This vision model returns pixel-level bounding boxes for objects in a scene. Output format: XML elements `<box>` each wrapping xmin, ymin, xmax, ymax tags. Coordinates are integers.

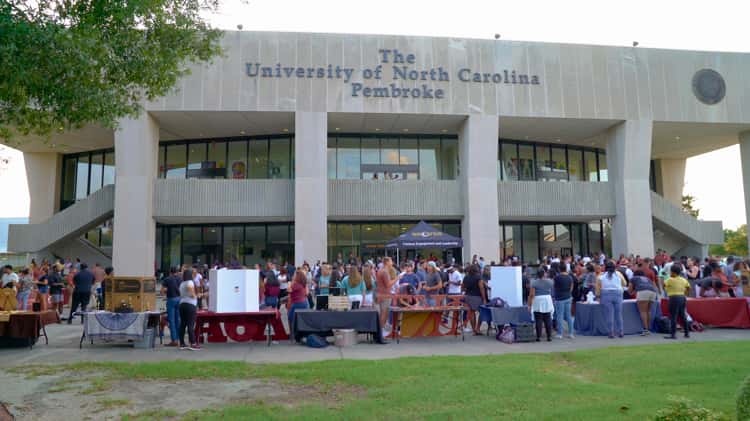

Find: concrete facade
<box><xmin>740</xmin><ymin>131</ymin><xmax>750</xmax><ymax>253</ymax></box>
<box><xmin>6</xmin><ymin>30</ymin><xmax>740</xmax><ymax>268</ymax></box>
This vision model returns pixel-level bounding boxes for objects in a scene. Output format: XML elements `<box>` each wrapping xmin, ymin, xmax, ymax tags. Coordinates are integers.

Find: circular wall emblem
<box><xmin>692</xmin><ymin>69</ymin><xmax>726</xmax><ymax>105</ymax></box>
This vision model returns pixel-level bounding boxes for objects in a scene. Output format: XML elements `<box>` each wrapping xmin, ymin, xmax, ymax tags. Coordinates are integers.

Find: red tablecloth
<box><xmin>195</xmin><ymin>310</ymin><xmax>288</xmax><ymax>343</ymax></box>
<box><xmin>660</xmin><ymin>297</ymin><xmax>750</xmax><ymax>328</ymax></box>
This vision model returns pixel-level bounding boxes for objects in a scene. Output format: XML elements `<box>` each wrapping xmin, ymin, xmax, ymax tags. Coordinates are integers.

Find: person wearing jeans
<box><xmin>552</xmin><ymin>263</ymin><xmax>575</xmax><ymax>339</ymax></box>
<box><xmin>664</xmin><ymin>263</ymin><xmax>691</xmax><ymax>340</ymax></box>
<box><xmin>178</xmin><ymin>269</ymin><xmax>200</xmax><ymax>350</ymax></box>
<box><xmin>160</xmin><ymin>267</ymin><xmax>182</xmax><ymax>346</ymax></box>
<box><xmin>596</xmin><ymin>261</ymin><xmax>627</xmax><ymax>338</ymax></box>
<box><xmin>287</xmin><ymin>270</ymin><xmax>310</xmax><ymax>329</ymax></box>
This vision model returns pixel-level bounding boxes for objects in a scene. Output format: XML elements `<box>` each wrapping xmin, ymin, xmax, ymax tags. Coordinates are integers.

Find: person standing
<box><xmin>34</xmin><ymin>264</ymin><xmax>50</xmax><ymax>311</ymax></box>
<box><xmin>376</xmin><ymin>257</ymin><xmax>398</xmax><ymax>334</ymax></box>
<box><xmin>552</xmin><ymin>264</ymin><xmax>575</xmax><ymax>339</ymax></box>
<box><xmin>362</xmin><ymin>264</ymin><xmax>376</xmax><ymax>307</ymax></box>
<box><xmin>67</xmin><ymin>263</ymin><xmax>94</xmax><ymax>323</ymax></box>
<box><xmin>628</xmin><ymin>270</ymin><xmax>659</xmax><ymax>335</ymax></box>
<box><xmin>421</xmin><ymin>262</ymin><xmax>443</xmax><ymax>307</ymax></box>
<box><xmin>664</xmin><ymin>264</ymin><xmax>691</xmax><ymax>340</ymax></box>
<box><xmin>527</xmin><ymin>267</ymin><xmax>554</xmax><ymax>342</ymax></box>
<box><xmin>178</xmin><ymin>269</ymin><xmax>200</xmax><ymax>350</ymax></box>
<box><xmin>48</xmin><ymin>264</ymin><xmax>65</xmax><ymax>317</ymax></box>
<box><xmin>160</xmin><ymin>267</ymin><xmax>182</xmax><ymax>347</ymax></box>
<box><xmin>596</xmin><ymin>261</ymin><xmax>627</xmax><ymax>338</ymax></box>
<box><xmin>287</xmin><ymin>271</ymin><xmax>309</xmax><ymax>327</ymax></box>
<box><xmin>1</xmin><ymin>265</ymin><xmax>18</xmax><ymax>289</ymax></box>
<box><xmin>339</xmin><ymin>266</ymin><xmax>366</xmax><ymax>308</ymax></box>
<box><xmin>462</xmin><ymin>264</ymin><xmax>487</xmax><ymax>335</ymax></box>
<box><xmin>101</xmin><ymin>267</ymin><xmax>114</xmax><ymax>310</ymax></box>
<box><xmin>16</xmin><ymin>269</ymin><xmax>33</xmax><ymax>311</ymax></box>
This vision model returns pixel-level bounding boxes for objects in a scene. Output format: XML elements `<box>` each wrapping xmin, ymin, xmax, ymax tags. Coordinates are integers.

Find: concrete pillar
<box><xmin>112</xmin><ymin>113</ymin><xmax>159</xmax><ymax>277</ymax></box>
<box><xmin>606</xmin><ymin>120</ymin><xmax>655</xmax><ymax>258</ymax></box>
<box><xmin>459</xmin><ymin>115</ymin><xmax>500</xmax><ymax>263</ymax></box>
<box><xmin>739</xmin><ymin>131</ymin><xmax>750</xmax><ymax>254</ymax></box>
<box><xmin>294</xmin><ymin>112</ymin><xmax>327</xmax><ymax>266</ymax></box>
<box><xmin>24</xmin><ymin>153</ymin><xmax>60</xmax><ymax>223</ymax></box>
<box><xmin>656</xmin><ymin>159</ymin><xmax>686</xmax><ymax>207</ymax></box>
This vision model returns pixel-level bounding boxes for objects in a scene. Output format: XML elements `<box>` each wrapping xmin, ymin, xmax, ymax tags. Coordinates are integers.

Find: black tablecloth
<box><xmin>574</xmin><ymin>299</ymin><xmax>659</xmax><ymax>336</ymax></box>
<box><xmin>292</xmin><ymin>309</ymin><xmax>383</xmax><ymax>343</ymax></box>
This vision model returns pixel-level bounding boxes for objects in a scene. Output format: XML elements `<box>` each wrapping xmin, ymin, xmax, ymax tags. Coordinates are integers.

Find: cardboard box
<box><xmin>208</xmin><ymin>269</ymin><xmax>259</xmax><ymax>313</ymax></box>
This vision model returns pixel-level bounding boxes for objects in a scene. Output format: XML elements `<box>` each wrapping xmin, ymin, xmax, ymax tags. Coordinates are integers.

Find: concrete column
<box><xmin>739</xmin><ymin>131</ymin><xmax>750</xmax><ymax>253</ymax></box>
<box><xmin>459</xmin><ymin>115</ymin><xmax>500</xmax><ymax>263</ymax></box>
<box><xmin>606</xmin><ymin>120</ymin><xmax>655</xmax><ymax>258</ymax></box>
<box><xmin>24</xmin><ymin>152</ymin><xmax>61</xmax><ymax>223</ymax></box>
<box><xmin>656</xmin><ymin>159</ymin><xmax>686</xmax><ymax>207</ymax></box>
<box><xmin>294</xmin><ymin>112</ymin><xmax>327</xmax><ymax>266</ymax></box>
<box><xmin>112</xmin><ymin>113</ymin><xmax>159</xmax><ymax>277</ymax></box>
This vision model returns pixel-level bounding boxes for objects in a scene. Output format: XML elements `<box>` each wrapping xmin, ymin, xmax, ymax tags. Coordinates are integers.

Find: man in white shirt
<box><xmin>1</xmin><ymin>265</ymin><xmax>18</xmax><ymax>288</ymax></box>
<box><xmin>447</xmin><ymin>266</ymin><xmax>463</xmax><ymax>295</ymax></box>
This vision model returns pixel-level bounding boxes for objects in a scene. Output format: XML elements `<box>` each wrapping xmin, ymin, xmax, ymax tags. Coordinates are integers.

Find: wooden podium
<box><xmin>105</xmin><ymin>277</ymin><xmax>156</xmax><ymax>312</ymax></box>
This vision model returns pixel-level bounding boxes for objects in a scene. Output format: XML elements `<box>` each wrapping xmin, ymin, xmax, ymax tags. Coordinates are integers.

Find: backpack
<box><xmin>690</xmin><ymin>321</ymin><xmax>704</xmax><ymax>332</ymax></box>
<box><xmin>656</xmin><ymin>316</ymin><xmax>671</xmax><ymax>334</ymax></box>
<box><xmin>488</xmin><ymin>297</ymin><xmax>507</xmax><ymax>308</ymax></box>
<box><xmin>305</xmin><ymin>334</ymin><xmax>328</xmax><ymax>348</ymax></box>
<box><xmin>496</xmin><ymin>324</ymin><xmax>515</xmax><ymax>344</ymax></box>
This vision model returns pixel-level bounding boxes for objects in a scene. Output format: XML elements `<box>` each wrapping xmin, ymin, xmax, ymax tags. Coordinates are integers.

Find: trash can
<box><xmin>333</xmin><ymin>329</ymin><xmax>357</xmax><ymax>347</ymax></box>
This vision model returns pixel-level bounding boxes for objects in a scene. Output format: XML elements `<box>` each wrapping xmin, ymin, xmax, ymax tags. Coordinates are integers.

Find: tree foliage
<box><xmin>0</xmin><ymin>0</ymin><xmax>224</xmax><ymax>142</ymax></box>
<box><xmin>682</xmin><ymin>194</ymin><xmax>700</xmax><ymax>218</ymax></box>
<box><xmin>709</xmin><ymin>225</ymin><xmax>748</xmax><ymax>258</ymax></box>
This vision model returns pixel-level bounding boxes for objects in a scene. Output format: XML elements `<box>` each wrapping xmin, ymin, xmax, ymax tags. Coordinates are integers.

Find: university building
<box><xmin>7</xmin><ymin>30</ymin><xmax>749</xmax><ymax>278</ymax></box>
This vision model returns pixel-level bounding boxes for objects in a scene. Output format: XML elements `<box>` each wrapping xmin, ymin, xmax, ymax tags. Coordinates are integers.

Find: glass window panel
<box><xmin>187</xmin><ymin>143</ymin><xmax>207</xmax><ymax>178</ymax></box>
<box><xmin>269</xmin><ymin>137</ymin><xmax>291</xmax><ymax>179</ymax></box>
<box><xmin>584</xmin><ymin>150</ymin><xmax>598</xmax><ymax>182</ymax></box>
<box><xmin>165</xmin><ymin>144</ymin><xmax>187</xmax><ymax>179</ymax></box>
<box><xmin>182</xmin><ymin>226</ymin><xmax>202</xmax><ymax>266</ymax></box>
<box><xmin>361</xmin><ymin>137</ymin><xmax>380</xmax><ymax>179</ymax></box>
<box><xmin>227</xmin><ymin>141</ymin><xmax>247</xmax><ymax>179</ymax></box>
<box><xmin>550</xmin><ymin>146</ymin><xmax>567</xmax><ymax>181</ymax></box>
<box><xmin>571</xmin><ymin>223</ymin><xmax>584</xmax><ymax>257</ymax></box>
<box><xmin>249</xmin><ymin>139</ymin><xmax>269</xmax><ymax>179</ymax></box>
<box><xmin>588</xmin><ymin>222</ymin><xmax>602</xmax><ymax>256</ymax></box>
<box><xmin>203</xmin><ymin>226</ymin><xmax>221</xmax><ymax>266</ymax></box>
<box><xmin>86</xmin><ymin>228</ymin><xmax>100</xmax><ymax>247</ymax></box>
<box><xmin>75</xmin><ymin>155</ymin><xmax>90</xmax><ymax>199</ymax></box>
<box><xmin>518</xmin><ymin>144</ymin><xmax>535</xmax><ymax>181</ymax></box>
<box><xmin>568</xmin><ymin>149</ymin><xmax>583</xmax><ymax>181</ymax></box>
<box><xmin>440</xmin><ymin>137</ymin><xmax>458</xmax><ymax>179</ymax></box>
<box><xmin>327</xmin><ymin>137</ymin><xmax>337</xmax><ymax>179</ymax></box>
<box><xmin>244</xmin><ymin>226</ymin><xmax>265</xmax><ymax>266</ymax></box>
<box><xmin>522</xmin><ymin>224</ymin><xmax>539</xmax><ymax>265</ymax></box>
<box><xmin>89</xmin><ymin>152</ymin><xmax>103</xmax><ymax>193</ymax></box>
<box><xmin>207</xmin><ymin>141</ymin><xmax>227</xmax><ymax>179</ymax></box>
<box><xmin>336</xmin><ymin>136</ymin><xmax>361</xmax><ymax>179</ymax></box>
<box><xmin>223</xmin><ymin>226</ymin><xmax>244</xmax><ymax>266</ymax></box>
<box><xmin>399</xmin><ymin>137</ymin><xmax>418</xmax><ymax>165</ymax></box>
<box><xmin>100</xmin><ymin>220</ymin><xmax>113</xmax><ymax>248</ymax></box>
<box><xmin>167</xmin><ymin>227</ymin><xmax>181</xmax><ymax>269</ymax></box>
<box><xmin>155</xmin><ymin>226</ymin><xmax>162</xmax><ymax>271</ymax></box>
<box><xmin>501</xmin><ymin>142</ymin><xmax>518</xmax><ymax>181</ymax></box>
<box><xmin>267</xmin><ymin>224</ymin><xmax>291</xmax><ymax>263</ymax></box>
<box><xmin>602</xmin><ymin>219</ymin><xmax>612</xmax><ymax>257</ymax></box>
<box><xmin>380</xmin><ymin>138</ymin><xmax>399</xmax><ymax>166</ymax></box>
<box><xmin>61</xmin><ymin>157</ymin><xmax>76</xmax><ymax>207</ymax></box>
<box><xmin>535</xmin><ymin>145</ymin><xmax>551</xmax><ymax>181</ymax></box>
<box><xmin>419</xmin><ymin>138</ymin><xmax>440</xmax><ymax>180</ymax></box>
<box><xmin>103</xmin><ymin>152</ymin><xmax>115</xmax><ymax>186</ymax></box>
<box><xmin>598</xmin><ymin>151</ymin><xmax>608</xmax><ymax>182</ymax></box>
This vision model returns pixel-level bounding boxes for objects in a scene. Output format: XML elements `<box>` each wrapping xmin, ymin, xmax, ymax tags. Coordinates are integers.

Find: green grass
<box><xmin>97</xmin><ymin>398</ymin><xmax>131</xmax><ymax>409</ymax></box>
<box><xmin>24</xmin><ymin>341</ymin><xmax>750</xmax><ymax>420</ymax></box>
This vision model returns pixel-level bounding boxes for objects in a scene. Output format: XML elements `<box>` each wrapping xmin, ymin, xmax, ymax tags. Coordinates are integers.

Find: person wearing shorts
<box><xmin>628</xmin><ymin>270</ymin><xmax>658</xmax><ymax>335</ymax></box>
<box><xmin>376</xmin><ymin>257</ymin><xmax>397</xmax><ymax>335</ymax></box>
<box><xmin>461</xmin><ymin>264</ymin><xmax>487</xmax><ymax>335</ymax></box>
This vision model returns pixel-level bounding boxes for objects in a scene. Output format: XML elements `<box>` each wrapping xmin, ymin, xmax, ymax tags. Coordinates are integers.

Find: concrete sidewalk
<box><xmin>1</xmin><ymin>321</ymin><xmax>749</xmax><ymax>367</ymax></box>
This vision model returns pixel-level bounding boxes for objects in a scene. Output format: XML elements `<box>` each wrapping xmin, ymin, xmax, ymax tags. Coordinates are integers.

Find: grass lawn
<box><xmin>52</xmin><ymin>341</ymin><xmax>750</xmax><ymax>420</ymax></box>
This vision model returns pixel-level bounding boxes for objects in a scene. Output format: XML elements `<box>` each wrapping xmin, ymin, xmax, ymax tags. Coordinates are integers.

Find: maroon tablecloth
<box><xmin>660</xmin><ymin>297</ymin><xmax>750</xmax><ymax>328</ymax></box>
<box><xmin>0</xmin><ymin>310</ymin><xmax>59</xmax><ymax>339</ymax></box>
<box><xmin>195</xmin><ymin>310</ymin><xmax>289</xmax><ymax>343</ymax></box>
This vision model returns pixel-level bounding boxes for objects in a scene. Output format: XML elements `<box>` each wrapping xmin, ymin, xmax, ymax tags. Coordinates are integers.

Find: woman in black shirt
<box><xmin>462</xmin><ymin>264</ymin><xmax>487</xmax><ymax>335</ymax></box>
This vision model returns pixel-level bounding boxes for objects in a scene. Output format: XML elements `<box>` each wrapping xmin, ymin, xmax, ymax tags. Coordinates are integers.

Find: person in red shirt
<box><xmin>287</xmin><ymin>270</ymin><xmax>309</xmax><ymax>327</ymax></box>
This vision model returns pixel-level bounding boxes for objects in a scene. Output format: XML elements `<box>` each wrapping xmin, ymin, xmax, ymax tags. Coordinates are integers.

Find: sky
<box><xmin>0</xmin><ymin>0</ymin><xmax>747</xmax><ymax>228</ymax></box>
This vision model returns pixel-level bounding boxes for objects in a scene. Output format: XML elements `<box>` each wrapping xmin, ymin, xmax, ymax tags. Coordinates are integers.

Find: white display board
<box><xmin>489</xmin><ymin>266</ymin><xmax>523</xmax><ymax>307</ymax></box>
<box><xmin>209</xmin><ymin>269</ymin><xmax>259</xmax><ymax>313</ymax></box>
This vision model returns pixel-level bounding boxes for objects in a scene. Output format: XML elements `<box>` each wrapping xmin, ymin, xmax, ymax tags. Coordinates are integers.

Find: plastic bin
<box><xmin>333</xmin><ymin>329</ymin><xmax>357</xmax><ymax>347</ymax></box>
<box><xmin>133</xmin><ymin>328</ymin><xmax>156</xmax><ymax>349</ymax></box>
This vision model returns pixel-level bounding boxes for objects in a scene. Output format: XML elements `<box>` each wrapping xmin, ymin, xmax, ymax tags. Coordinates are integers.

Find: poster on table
<box><xmin>209</xmin><ymin>269</ymin><xmax>259</xmax><ymax>313</ymax></box>
<box><xmin>489</xmin><ymin>266</ymin><xmax>523</xmax><ymax>307</ymax></box>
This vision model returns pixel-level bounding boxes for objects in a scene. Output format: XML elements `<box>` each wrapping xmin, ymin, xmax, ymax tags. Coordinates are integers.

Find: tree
<box><xmin>0</xmin><ymin>0</ymin><xmax>224</xmax><ymax>142</ymax></box>
<box><xmin>709</xmin><ymin>225</ymin><xmax>748</xmax><ymax>257</ymax></box>
<box><xmin>682</xmin><ymin>194</ymin><xmax>700</xmax><ymax>218</ymax></box>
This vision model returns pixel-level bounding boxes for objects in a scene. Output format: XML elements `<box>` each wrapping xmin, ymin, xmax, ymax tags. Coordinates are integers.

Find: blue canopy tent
<box><xmin>385</xmin><ymin>221</ymin><xmax>463</xmax><ymax>264</ymax></box>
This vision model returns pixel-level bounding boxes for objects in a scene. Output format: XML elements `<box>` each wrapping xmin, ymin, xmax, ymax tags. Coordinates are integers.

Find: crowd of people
<box><xmin>3</xmin><ymin>250</ymin><xmax>748</xmax><ymax>349</ymax></box>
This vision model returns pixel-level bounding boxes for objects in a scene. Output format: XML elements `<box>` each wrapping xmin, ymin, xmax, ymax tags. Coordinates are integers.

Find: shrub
<box><xmin>653</xmin><ymin>396</ymin><xmax>727</xmax><ymax>421</ymax></box>
<box><xmin>738</xmin><ymin>374</ymin><xmax>750</xmax><ymax>421</ymax></box>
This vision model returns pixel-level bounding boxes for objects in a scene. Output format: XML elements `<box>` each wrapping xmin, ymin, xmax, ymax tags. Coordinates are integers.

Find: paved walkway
<box><xmin>1</xmin><ymin>321</ymin><xmax>749</xmax><ymax>367</ymax></box>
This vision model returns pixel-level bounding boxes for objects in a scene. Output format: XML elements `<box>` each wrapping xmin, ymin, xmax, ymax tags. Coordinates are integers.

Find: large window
<box><xmin>499</xmin><ymin>220</ymin><xmax>612</xmax><ymax>264</ymax></box>
<box><xmin>328</xmin><ymin>221</ymin><xmax>462</xmax><ymax>263</ymax></box>
<box><xmin>498</xmin><ymin>139</ymin><xmax>606</xmax><ymax>182</ymax></box>
<box><xmin>60</xmin><ymin>148</ymin><xmax>115</xmax><ymax>210</ymax></box>
<box><xmin>156</xmin><ymin>223</ymin><xmax>294</xmax><ymax>272</ymax></box>
<box><xmin>327</xmin><ymin>134</ymin><xmax>458</xmax><ymax>180</ymax></box>
<box><xmin>157</xmin><ymin>135</ymin><xmax>294</xmax><ymax>180</ymax></box>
